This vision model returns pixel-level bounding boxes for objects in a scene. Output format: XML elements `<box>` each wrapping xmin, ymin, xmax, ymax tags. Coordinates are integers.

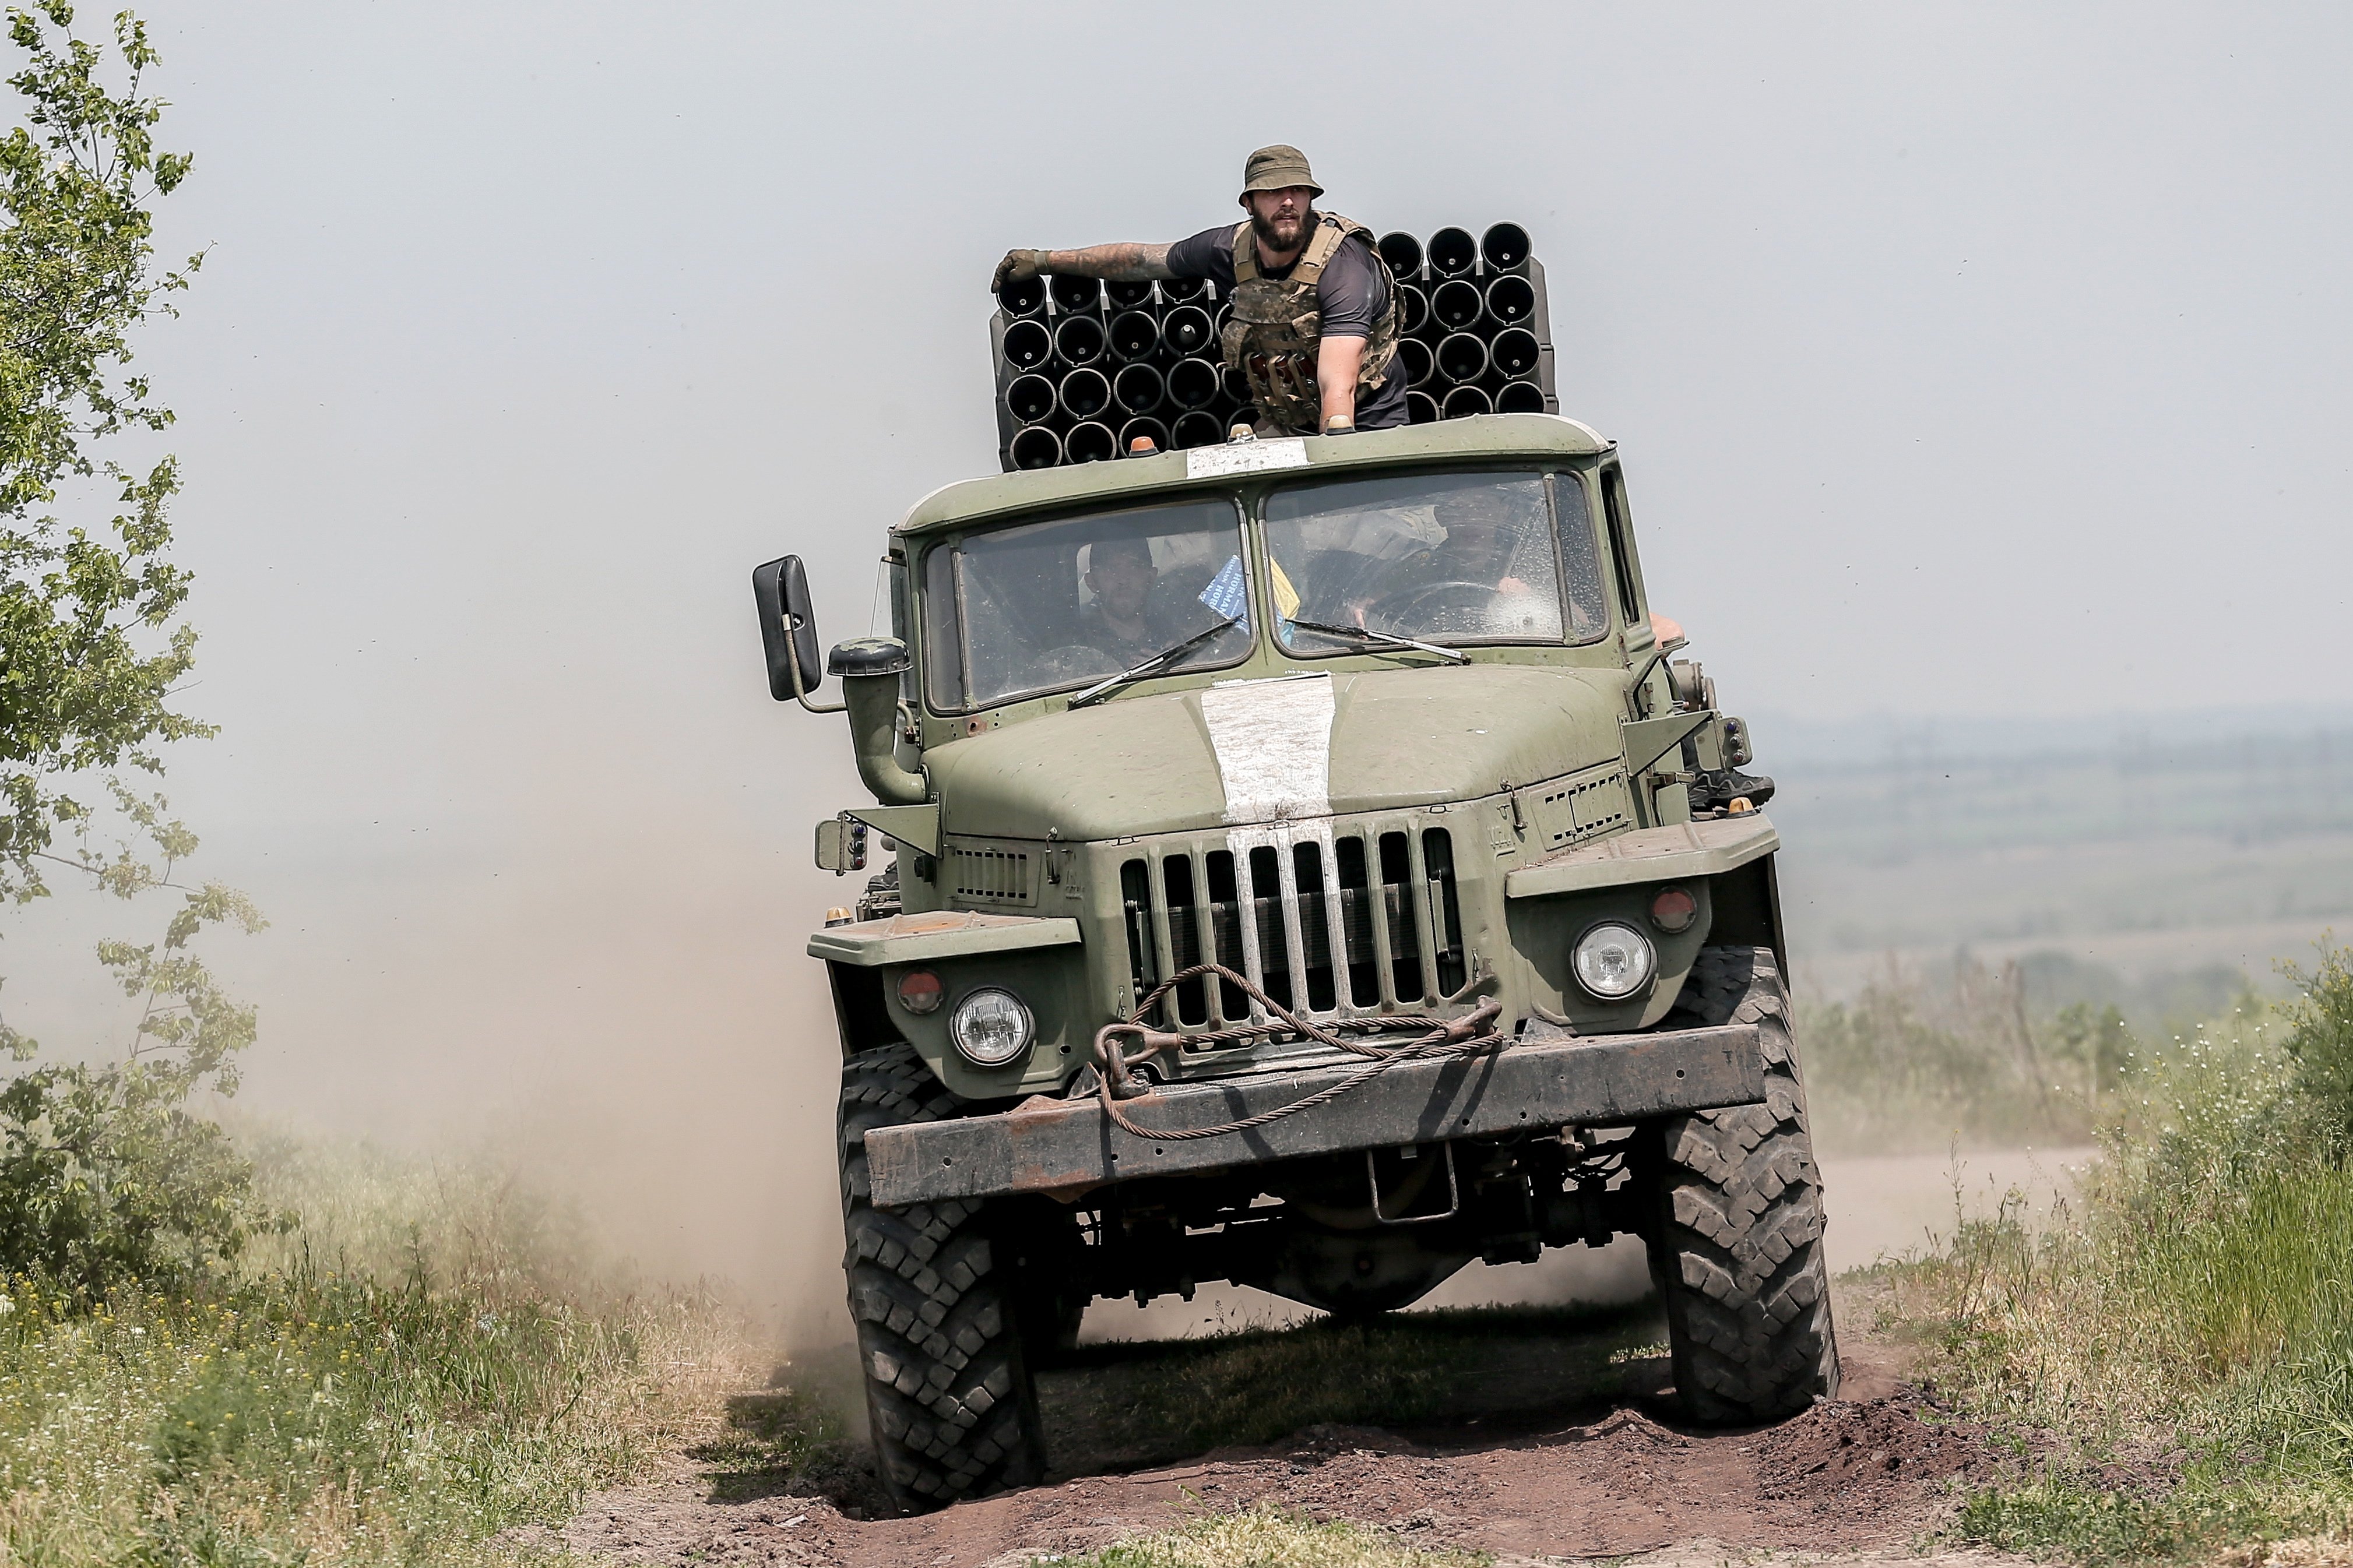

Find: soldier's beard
<box><xmin>1251</xmin><ymin>206</ymin><xmax>1310</xmax><ymax>256</ymax></box>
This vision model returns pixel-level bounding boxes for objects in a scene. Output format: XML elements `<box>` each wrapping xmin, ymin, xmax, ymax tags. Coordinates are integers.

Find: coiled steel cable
<box><xmin>1091</xmin><ymin>961</ymin><xmax>1508</xmax><ymax>1142</ymax></box>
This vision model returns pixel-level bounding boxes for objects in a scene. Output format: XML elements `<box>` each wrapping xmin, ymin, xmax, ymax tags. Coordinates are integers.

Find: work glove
<box><xmin>991</xmin><ymin>248</ymin><xmax>1049</xmax><ymax>294</ymax></box>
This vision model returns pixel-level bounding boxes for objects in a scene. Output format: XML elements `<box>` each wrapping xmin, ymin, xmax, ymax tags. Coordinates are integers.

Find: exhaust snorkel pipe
<box><xmin>828</xmin><ymin>637</ymin><xmax>926</xmax><ymax>805</ymax></box>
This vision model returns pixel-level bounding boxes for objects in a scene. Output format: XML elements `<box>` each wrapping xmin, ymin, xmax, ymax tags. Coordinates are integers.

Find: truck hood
<box><xmin>927</xmin><ymin>664</ymin><xmax>1630</xmax><ymax>841</ymax></box>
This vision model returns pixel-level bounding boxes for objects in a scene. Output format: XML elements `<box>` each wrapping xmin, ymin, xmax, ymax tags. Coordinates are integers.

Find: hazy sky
<box><xmin>12</xmin><ymin>2</ymin><xmax>2351</xmax><ymax>1324</ymax></box>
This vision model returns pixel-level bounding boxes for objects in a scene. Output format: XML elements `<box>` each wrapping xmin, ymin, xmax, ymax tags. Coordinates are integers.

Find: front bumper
<box><xmin>863</xmin><ymin>1019</ymin><xmax>1766</xmax><ymax>1208</ymax></box>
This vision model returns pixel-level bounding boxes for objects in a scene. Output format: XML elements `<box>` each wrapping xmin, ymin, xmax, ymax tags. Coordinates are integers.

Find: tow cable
<box><xmin>1090</xmin><ymin>961</ymin><xmax>1508</xmax><ymax>1142</ymax></box>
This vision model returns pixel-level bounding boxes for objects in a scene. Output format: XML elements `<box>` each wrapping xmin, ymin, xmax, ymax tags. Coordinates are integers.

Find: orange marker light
<box><xmin>897</xmin><ymin>970</ymin><xmax>945</xmax><ymax>1015</ymax></box>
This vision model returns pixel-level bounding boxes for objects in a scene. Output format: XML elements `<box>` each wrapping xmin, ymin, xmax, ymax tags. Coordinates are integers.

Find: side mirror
<box><xmin>814</xmin><ymin>813</ymin><xmax>869</xmax><ymax>876</ymax></box>
<box><xmin>752</xmin><ymin>555</ymin><xmax>824</xmax><ymax>703</ymax></box>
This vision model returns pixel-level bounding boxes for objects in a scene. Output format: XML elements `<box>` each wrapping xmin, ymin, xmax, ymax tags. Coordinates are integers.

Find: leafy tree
<box><xmin>2281</xmin><ymin>938</ymin><xmax>2353</xmax><ymax>1151</ymax></box>
<box><xmin>0</xmin><ymin>2</ymin><xmax>265</xmax><ymax>1291</ymax></box>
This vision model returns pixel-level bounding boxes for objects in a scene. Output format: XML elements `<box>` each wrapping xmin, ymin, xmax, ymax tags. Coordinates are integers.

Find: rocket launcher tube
<box><xmin>1496</xmin><ymin>381</ymin><xmax>1547</xmax><ymax>414</ymax></box>
<box><xmin>1427</xmin><ymin>226</ymin><xmax>1478</xmax><ymax>278</ymax></box>
<box><xmin>1436</xmin><ymin>331</ymin><xmax>1489</xmax><ymax>384</ymax></box>
<box><xmin>1112</xmin><ymin>362</ymin><xmax>1166</xmax><ymax>416</ymax></box>
<box><xmin>1165</xmin><ymin>357</ymin><xmax>1221</xmax><ymax>410</ymax></box>
<box><xmin>1010</xmin><ymin>425</ymin><xmax>1063</xmax><ymax>468</ymax></box>
<box><xmin>1489</xmin><ymin>327</ymin><xmax>1542</xmax><ymax>380</ymax></box>
<box><xmin>1432</xmin><ymin>279</ymin><xmax>1485</xmax><ymax>332</ymax></box>
<box><xmin>1109</xmin><ymin>309</ymin><xmax>1162</xmax><ymax>362</ymax></box>
<box><xmin>1480</xmin><ymin>222</ymin><xmax>1531</xmax><ymax>272</ymax></box>
<box><xmin>1159</xmin><ymin>304</ymin><xmax>1216</xmax><ymax>358</ymax></box>
<box><xmin>1378</xmin><ymin>230</ymin><xmax>1424</xmax><ymax>279</ymax></box>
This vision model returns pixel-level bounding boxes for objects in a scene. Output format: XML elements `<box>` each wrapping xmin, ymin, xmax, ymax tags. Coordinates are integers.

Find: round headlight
<box><xmin>1573</xmin><ymin>922</ymin><xmax>1656</xmax><ymax>1000</ymax></box>
<box><xmin>948</xmin><ymin>987</ymin><xmax>1034</xmax><ymax>1067</ymax></box>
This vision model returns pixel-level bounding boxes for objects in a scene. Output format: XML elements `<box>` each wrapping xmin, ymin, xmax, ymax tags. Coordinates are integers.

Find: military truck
<box><xmin>754</xmin><ymin>415</ymin><xmax>1837</xmax><ymax>1514</ymax></box>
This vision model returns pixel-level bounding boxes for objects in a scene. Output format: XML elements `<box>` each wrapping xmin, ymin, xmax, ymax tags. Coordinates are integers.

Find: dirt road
<box><xmin>534</xmin><ymin>1150</ymin><xmax>2081</xmax><ymax>1566</ymax></box>
<box><xmin>539</xmin><ymin>1299</ymin><xmax>2006</xmax><ymax>1566</ymax></box>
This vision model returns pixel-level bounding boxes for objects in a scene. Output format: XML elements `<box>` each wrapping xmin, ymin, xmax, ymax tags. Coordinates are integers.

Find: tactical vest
<box><xmin>1219</xmin><ymin>211</ymin><xmax>1402</xmax><ymax>435</ymax></box>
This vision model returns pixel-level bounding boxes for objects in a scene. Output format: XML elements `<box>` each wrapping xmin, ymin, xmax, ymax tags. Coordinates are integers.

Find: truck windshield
<box><xmin>1262</xmin><ymin>470</ymin><xmax>1609</xmax><ymax>651</ymax></box>
<box><xmin>924</xmin><ymin>498</ymin><xmax>1253</xmax><ymax>710</ymax></box>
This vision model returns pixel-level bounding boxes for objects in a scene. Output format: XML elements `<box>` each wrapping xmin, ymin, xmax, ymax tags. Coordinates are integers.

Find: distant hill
<box><xmin>1754</xmin><ymin>704</ymin><xmax>2353</xmax><ymax>1007</ymax></box>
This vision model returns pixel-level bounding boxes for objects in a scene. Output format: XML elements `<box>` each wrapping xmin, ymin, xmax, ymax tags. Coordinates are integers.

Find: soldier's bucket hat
<box><xmin>1241</xmin><ymin>145</ymin><xmax>1321</xmax><ymax>198</ymax></box>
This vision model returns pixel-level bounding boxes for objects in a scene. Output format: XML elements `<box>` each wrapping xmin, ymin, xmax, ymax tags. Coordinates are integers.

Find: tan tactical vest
<box><xmin>1219</xmin><ymin>211</ymin><xmax>1402</xmax><ymax>435</ymax></box>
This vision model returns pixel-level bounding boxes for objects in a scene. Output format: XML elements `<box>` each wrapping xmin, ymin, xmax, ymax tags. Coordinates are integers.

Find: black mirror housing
<box><xmin>752</xmin><ymin>555</ymin><xmax>823</xmax><ymax>702</ymax></box>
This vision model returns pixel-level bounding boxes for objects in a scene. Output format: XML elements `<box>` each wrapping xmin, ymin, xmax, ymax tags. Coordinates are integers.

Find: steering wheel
<box><xmin>1364</xmin><ymin>579</ymin><xmax>1495</xmax><ymax>629</ymax></box>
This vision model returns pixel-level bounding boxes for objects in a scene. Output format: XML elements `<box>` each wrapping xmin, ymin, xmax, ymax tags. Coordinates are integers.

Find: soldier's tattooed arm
<box><xmin>1042</xmin><ymin>242</ymin><xmax>1176</xmax><ymax>281</ymax></box>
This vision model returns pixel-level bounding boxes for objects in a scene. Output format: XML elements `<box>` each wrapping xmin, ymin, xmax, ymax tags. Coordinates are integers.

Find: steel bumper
<box><xmin>864</xmin><ymin>1021</ymin><xmax>1766</xmax><ymax>1209</ymax></box>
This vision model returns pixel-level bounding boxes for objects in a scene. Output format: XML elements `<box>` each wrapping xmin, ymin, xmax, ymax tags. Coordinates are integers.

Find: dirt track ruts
<box><xmin>526</xmin><ymin>1284</ymin><xmax>2031</xmax><ymax>1568</ymax></box>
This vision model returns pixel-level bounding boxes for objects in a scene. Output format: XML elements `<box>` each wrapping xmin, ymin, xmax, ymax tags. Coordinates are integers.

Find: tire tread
<box><xmin>1650</xmin><ymin>945</ymin><xmax>1840</xmax><ymax>1424</ymax></box>
<box><xmin>839</xmin><ymin>1041</ymin><xmax>1045</xmax><ymax>1509</ymax></box>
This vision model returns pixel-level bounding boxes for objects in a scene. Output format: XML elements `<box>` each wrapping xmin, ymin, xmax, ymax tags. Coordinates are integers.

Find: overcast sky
<box><xmin>12</xmin><ymin>2</ymin><xmax>2350</xmax><ymax>1322</ymax></box>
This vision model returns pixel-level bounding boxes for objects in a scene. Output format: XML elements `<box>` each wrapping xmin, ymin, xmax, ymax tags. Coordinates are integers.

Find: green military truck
<box><xmin>754</xmin><ymin>415</ymin><xmax>1837</xmax><ymax>1513</ymax></box>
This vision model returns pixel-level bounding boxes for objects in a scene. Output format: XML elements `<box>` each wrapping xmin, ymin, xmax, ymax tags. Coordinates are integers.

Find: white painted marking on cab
<box><xmin>1185</xmin><ymin>438</ymin><xmax>1309</xmax><ymax>480</ymax></box>
<box><xmin>1200</xmin><ymin>674</ymin><xmax>1334</xmax><ymax>825</ymax></box>
<box><xmin>1200</xmin><ymin>675</ymin><xmax>1341</xmax><ymax>1022</ymax></box>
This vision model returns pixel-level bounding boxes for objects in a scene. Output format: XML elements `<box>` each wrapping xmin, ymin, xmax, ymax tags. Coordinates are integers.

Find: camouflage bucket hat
<box><xmin>1240</xmin><ymin>144</ymin><xmax>1321</xmax><ymax>198</ymax></box>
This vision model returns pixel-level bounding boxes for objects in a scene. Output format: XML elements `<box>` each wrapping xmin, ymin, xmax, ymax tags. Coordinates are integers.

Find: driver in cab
<box><xmin>1076</xmin><ymin>535</ymin><xmax>1184</xmax><ymax>668</ymax></box>
<box><xmin>1348</xmin><ymin>488</ymin><xmax>1546</xmax><ymax>635</ymax></box>
<box><xmin>1419</xmin><ymin>489</ymin><xmax>1535</xmax><ymax>596</ymax></box>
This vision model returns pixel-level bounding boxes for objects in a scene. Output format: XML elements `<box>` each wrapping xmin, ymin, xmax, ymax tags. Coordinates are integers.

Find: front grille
<box><xmin>1120</xmin><ymin>826</ymin><xmax>1465</xmax><ymax>1031</ymax></box>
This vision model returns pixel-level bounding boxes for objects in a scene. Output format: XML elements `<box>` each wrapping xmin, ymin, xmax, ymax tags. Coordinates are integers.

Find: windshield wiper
<box><xmin>1066</xmin><ymin>617</ymin><xmax>1241</xmax><ymax>709</ymax></box>
<box><xmin>1284</xmin><ymin>617</ymin><xmax>1471</xmax><ymax>665</ymax></box>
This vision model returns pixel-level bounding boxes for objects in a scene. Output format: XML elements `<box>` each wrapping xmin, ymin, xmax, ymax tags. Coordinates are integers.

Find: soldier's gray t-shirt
<box><xmin>1166</xmin><ymin>216</ymin><xmax>1410</xmax><ymax>430</ymax></box>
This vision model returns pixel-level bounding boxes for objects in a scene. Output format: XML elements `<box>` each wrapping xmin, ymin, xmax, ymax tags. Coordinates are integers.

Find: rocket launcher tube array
<box><xmin>992</xmin><ymin>220</ymin><xmax>1559</xmax><ymax>464</ymax></box>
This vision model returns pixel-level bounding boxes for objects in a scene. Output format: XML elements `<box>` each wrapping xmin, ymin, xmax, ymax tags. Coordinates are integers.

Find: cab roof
<box><xmin>894</xmin><ymin>412</ymin><xmax>1615</xmax><ymax>538</ymax></box>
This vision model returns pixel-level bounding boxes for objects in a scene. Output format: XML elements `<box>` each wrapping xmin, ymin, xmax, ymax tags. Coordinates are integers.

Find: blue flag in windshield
<box><xmin>1199</xmin><ymin>554</ymin><xmax>1248</xmax><ymax>633</ymax></box>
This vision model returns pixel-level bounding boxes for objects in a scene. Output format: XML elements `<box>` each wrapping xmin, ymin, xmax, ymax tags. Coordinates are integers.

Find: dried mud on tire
<box><xmin>529</xmin><ymin>1289</ymin><xmax>2020</xmax><ymax>1567</ymax></box>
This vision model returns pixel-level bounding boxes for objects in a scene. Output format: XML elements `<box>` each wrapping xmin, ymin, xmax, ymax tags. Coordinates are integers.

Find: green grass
<box><xmin>1886</xmin><ymin>952</ymin><xmax>2353</xmax><ymax>1562</ymax></box>
<box><xmin>1037</xmin><ymin>1506</ymin><xmax>1490</xmax><ymax>1567</ymax></box>
<box><xmin>0</xmin><ymin>1132</ymin><xmax>771</xmax><ymax>1567</ymax></box>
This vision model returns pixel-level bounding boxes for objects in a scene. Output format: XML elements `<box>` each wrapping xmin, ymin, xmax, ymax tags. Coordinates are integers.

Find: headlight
<box><xmin>948</xmin><ymin>987</ymin><xmax>1035</xmax><ymax>1067</ymax></box>
<box><xmin>1573</xmin><ymin>922</ymin><xmax>1656</xmax><ymax>1000</ymax></box>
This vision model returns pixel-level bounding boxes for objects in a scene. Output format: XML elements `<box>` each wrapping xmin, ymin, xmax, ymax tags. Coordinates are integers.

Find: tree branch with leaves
<box><xmin>0</xmin><ymin>1</ymin><xmax>269</xmax><ymax>1292</ymax></box>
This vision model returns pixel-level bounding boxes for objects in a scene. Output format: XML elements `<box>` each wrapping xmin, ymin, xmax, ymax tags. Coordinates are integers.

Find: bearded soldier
<box><xmin>991</xmin><ymin>145</ymin><xmax>1408</xmax><ymax>438</ymax></box>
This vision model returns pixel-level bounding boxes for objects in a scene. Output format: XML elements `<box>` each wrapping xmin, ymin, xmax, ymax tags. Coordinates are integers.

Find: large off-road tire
<box><xmin>1644</xmin><ymin>945</ymin><xmax>1840</xmax><ymax>1425</ymax></box>
<box><xmin>838</xmin><ymin>1042</ymin><xmax>1046</xmax><ymax>1512</ymax></box>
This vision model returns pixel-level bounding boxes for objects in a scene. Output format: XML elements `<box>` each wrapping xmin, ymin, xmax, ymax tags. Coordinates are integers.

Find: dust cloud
<box><xmin>156</xmin><ymin>676</ymin><xmax>874</xmax><ymax>1355</ymax></box>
